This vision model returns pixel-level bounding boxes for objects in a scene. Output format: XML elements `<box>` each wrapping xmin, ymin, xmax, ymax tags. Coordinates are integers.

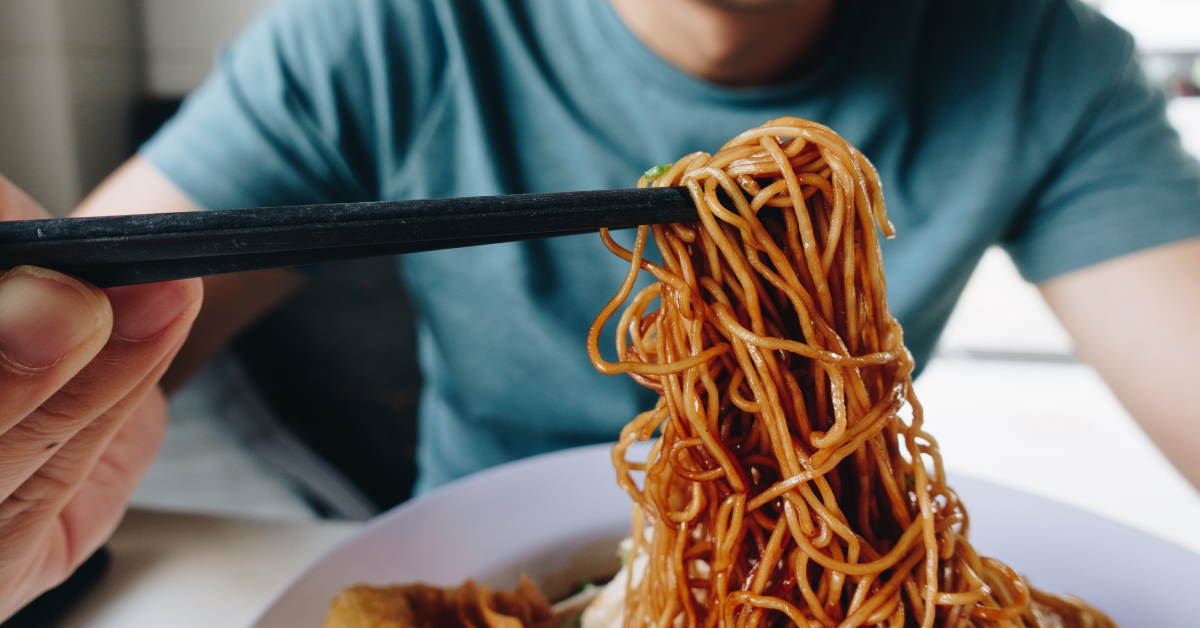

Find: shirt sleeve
<box><xmin>1001</xmin><ymin>3</ymin><xmax>1200</xmax><ymax>283</ymax></box>
<box><xmin>140</xmin><ymin>0</ymin><xmax>442</xmax><ymax>211</ymax></box>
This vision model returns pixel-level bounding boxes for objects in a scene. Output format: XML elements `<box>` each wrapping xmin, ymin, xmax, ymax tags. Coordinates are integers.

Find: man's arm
<box><xmin>74</xmin><ymin>156</ymin><xmax>306</xmax><ymax>392</ymax></box>
<box><xmin>1039</xmin><ymin>237</ymin><xmax>1200</xmax><ymax>491</ymax></box>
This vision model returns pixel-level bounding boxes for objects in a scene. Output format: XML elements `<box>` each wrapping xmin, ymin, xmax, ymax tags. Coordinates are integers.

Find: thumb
<box><xmin>0</xmin><ymin>266</ymin><xmax>112</xmax><ymax>429</ymax></box>
<box><xmin>0</xmin><ymin>176</ymin><xmax>50</xmax><ymax>222</ymax></box>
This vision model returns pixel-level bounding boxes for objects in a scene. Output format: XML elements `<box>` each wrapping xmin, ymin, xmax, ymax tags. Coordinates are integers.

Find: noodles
<box><xmin>587</xmin><ymin>118</ymin><xmax>1117</xmax><ymax>628</ymax></box>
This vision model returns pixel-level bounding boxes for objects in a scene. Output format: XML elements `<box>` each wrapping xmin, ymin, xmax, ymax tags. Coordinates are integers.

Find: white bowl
<box><xmin>252</xmin><ymin>443</ymin><xmax>1200</xmax><ymax>628</ymax></box>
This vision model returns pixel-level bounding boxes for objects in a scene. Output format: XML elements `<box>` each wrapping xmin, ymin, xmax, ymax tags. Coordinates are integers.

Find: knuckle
<box><xmin>13</xmin><ymin>409</ymin><xmax>80</xmax><ymax>443</ymax></box>
<box><xmin>31</xmin><ymin>388</ymin><xmax>105</xmax><ymax>432</ymax></box>
<box><xmin>0</xmin><ymin>485</ymin><xmax>50</xmax><ymax>533</ymax></box>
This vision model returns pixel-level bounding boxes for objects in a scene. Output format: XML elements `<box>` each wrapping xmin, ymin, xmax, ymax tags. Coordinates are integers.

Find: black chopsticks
<box><xmin>0</xmin><ymin>187</ymin><xmax>698</xmax><ymax>288</ymax></box>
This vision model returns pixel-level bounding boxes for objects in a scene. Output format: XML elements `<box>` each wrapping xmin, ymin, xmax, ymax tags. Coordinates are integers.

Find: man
<box><xmin>0</xmin><ymin>0</ymin><xmax>1197</xmax><ymax>618</ymax></box>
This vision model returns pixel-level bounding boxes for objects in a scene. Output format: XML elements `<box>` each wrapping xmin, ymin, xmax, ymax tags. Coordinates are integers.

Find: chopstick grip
<box><xmin>0</xmin><ymin>187</ymin><xmax>698</xmax><ymax>287</ymax></box>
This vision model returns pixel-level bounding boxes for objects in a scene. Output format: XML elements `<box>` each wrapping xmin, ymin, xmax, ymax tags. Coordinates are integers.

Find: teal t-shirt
<box><xmin>142</xmin><ymin>0</ymin><xmax>1200</xmax><ymax>493</ymax></box>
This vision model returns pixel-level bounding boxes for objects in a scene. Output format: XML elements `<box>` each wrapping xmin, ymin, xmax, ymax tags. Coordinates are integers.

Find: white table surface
<box><xmin>56</xmin><ymin>509</ymin><xmax>361</xmax><ymax>628</ymax></box>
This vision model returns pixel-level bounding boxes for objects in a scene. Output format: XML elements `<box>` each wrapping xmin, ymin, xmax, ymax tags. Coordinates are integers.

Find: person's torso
<box><xmin>332</xmin><ymin>0</ymin><xmax>1128</xmax><ymax>488</ymax></box>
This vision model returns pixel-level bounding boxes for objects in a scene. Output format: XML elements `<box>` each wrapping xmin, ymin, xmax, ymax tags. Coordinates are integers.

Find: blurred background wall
<box><xmin>0</xmin><ymin>0</ymin><xmax>141</xmax><ymax>216</ymax></box>
<box><xmin>0</xmin><ymin>0</ymin><xmax>271</xmax><ymax>217</ymax></box>
<box><xmin>140</xmin><ymin>0</ymin><xmax>272</xmax><ymax>96</ymax></box>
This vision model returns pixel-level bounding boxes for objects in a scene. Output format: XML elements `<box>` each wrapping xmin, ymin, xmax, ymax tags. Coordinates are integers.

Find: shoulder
<box><xmin>906</xmin><ymin>0</ymin><xmax>1134</xmax><ymax>84</ymax></box>
<box><xmin>867</xmin><ymin>0</ymin><xmax>1140</xmax><ymax>152</ymax></box>
<box><xmin>854</xmin><ymin>0</ymin><xmax>1135</xmax><ymax>107</ymax></box>
<box><xmin>904</xmin><ymin>0</ymin><xmax>1128</xmax><ymax>44</ymax></box>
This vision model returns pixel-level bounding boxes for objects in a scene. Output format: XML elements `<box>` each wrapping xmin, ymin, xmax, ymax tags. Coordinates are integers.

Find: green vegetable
<box><xmin>643</xmin><ymin>164</ymin><xmax>672</xmax><ymax>180</ymax></box>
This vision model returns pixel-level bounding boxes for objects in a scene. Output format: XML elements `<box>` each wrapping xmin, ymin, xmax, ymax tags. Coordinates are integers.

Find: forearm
<box><xmin>74</xmin><ymin>157</ymin><xmax>305</xmax><ymax>394</ymax></box>
<box><xmin>159</xmin><ymin>269</ymin><xmax>303</xmax><ymax>393</ymax></box>
<box><xmin>1040</xmin><ymin>237</ymin><xmax>1200</xmax><ymax>491</ymax></box>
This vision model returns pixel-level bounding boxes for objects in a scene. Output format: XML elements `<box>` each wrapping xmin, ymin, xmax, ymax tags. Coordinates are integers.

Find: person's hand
<box><xmin>0</xmin><ymin>176</ymin><xmax>202</xmax><ymax>620</ymax></box>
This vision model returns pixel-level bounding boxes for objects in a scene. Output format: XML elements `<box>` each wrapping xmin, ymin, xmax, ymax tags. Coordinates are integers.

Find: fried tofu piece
<box><xmin>323</xmin><ymin>576</ymin><xmax>557</xmax><ymax>628</ymax></box>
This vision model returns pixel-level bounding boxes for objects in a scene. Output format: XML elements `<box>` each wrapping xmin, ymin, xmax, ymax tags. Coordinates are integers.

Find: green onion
<box><xmin>643</xmin><ymin>164</ymin><xmax>672</xmax><ymax>180</ymax></box>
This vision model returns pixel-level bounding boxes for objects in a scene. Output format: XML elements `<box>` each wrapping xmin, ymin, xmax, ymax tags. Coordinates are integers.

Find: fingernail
<box><xmin>104</xmin><ymin>281</ymin><xmax>194</xmax><ymax>341</ymax></box>
<box><xmin>0</xmin><ymin>267</ymin><xmax>105</xmax><ymax>369</ymax></box>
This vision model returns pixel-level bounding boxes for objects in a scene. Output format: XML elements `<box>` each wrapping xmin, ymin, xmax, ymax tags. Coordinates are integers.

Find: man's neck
<box><xmin>608</xmin><ymin>0</ymin><xmax>838</xmax><ymax>88</ymax></box>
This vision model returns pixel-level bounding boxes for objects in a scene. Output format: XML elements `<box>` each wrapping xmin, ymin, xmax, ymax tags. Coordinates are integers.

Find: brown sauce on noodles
<box><xmin>587</xmin><ymin>118</ymin><xmax>1117</xmax><ymax>628</ymax></box>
